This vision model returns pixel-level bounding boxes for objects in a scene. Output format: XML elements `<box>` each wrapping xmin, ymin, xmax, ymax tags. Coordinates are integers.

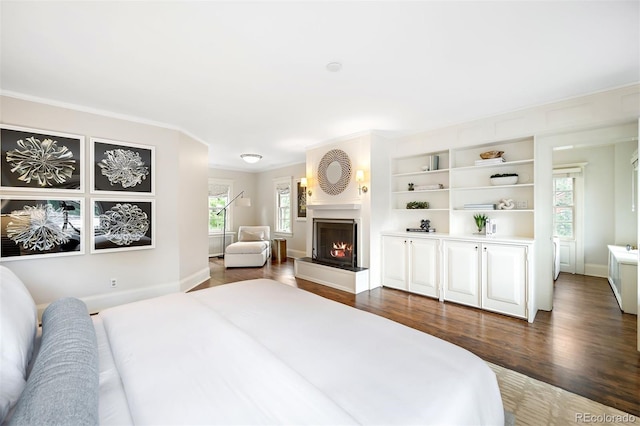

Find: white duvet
<box><xmin>96</xmin><ymin>279</ymin><xmax>504</xmax><ymax>425</ymax></box>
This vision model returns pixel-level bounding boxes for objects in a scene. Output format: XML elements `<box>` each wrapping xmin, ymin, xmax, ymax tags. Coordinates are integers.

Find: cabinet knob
<box><xmin>475</xmin><ymin>246</ymin><xmax>478</xmax><ymax>250</ymax></box>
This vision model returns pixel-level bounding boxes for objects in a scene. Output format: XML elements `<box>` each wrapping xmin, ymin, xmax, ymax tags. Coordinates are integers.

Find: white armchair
<box><xmin>224</xmin><ymin>226</ymin><xmax>271</xmax><ymax>268</ymax></box>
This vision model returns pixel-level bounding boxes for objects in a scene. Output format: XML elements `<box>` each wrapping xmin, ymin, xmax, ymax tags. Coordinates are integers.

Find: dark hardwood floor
<box><xmin>193</xmin><ymin>258</ymin><xmax>640</xmax><ymax>417</ymax></box>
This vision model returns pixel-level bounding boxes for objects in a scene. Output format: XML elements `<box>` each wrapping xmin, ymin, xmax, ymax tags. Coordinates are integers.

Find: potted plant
<box><xmin>473</xmin><ymin>214</ymin><xmax>488</xmax><ymax>233</ymax></box>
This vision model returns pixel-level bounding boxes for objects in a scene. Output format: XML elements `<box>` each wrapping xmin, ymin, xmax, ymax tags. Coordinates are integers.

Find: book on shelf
<box><xmin>413</xmin><ymin>184</ymin><xmax>444</xmax><ymax>191</ymax></box>
<box><xmin>463</xmin><ymin>204</ymin><xmax>497</xmax><ymax>210</ymax></box>
<box><xmin>474</xmin><ymin>157</ymin><xmax>506</xmax><ymax>166</ymax></box>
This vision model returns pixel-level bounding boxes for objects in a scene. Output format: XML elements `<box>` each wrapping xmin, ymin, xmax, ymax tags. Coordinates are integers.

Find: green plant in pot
<box><xmin>473</xmin><ymin>214</ymin><xmax>488</xmax><ymax>233</ymax></box>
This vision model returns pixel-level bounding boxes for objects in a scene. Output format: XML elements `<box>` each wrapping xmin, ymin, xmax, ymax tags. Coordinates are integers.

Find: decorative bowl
<box><xmin>490</xmin><ymin>176</ymin><xmax>518</xmax><ymax>186</ymax></box>
<box><xmin>480</xmin><ymin>150</ymin><xmax>504</xmax><ymax>159</ymax></box>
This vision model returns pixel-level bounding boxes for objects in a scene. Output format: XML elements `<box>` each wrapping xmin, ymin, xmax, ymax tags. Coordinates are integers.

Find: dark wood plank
<box><xmin>192</xmin><ymin>258</ymin><xmax>640</xmax><ymax>417</ymax></box>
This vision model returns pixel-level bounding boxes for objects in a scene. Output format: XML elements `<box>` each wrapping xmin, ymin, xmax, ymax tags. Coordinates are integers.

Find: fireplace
<box><xmin>312</xmin><ymin>218</ymin><xmax>357</xmax><ymax>269</ymax></box>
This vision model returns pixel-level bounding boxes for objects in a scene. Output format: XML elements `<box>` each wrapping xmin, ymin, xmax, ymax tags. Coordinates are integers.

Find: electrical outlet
<box><xmin>110</xmin><ymin>278</ymin><xmax>117</xmax><ymax>288</ymax></box>
<box><xmin>516</xmin><ymin>201</ymin><xmax>528</xmax><ymax>209</ymax></box>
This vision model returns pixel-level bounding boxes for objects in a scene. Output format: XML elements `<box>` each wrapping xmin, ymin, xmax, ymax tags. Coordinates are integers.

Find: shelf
<box><xmin>452</xmin><ymin>209</ymin><xmax>534</xmax><ymax>212</ymax></box>
<box><xmin>394</xmin><ymin>208</ymin><xmax>450</xmax><ymax>212</ymax></box>
<box><xmin>452</xmin><ymin>159</ymin><xmax>534</xmax><ymax>171</ymax></box>
<box><xmin>451</xmin><ymin>183</ymin><xmax>534</xmax><ymax>191</ymax></box>
<box><xmin>392</xmin><ymin>169</ymin><xmax>449</xmax><ymax>178</ymax></box>
<box><xmin>392</xmin><ymin>189</ymin><xmax>449</xmax><ymax>194</ymax></box>
<box><xmin>391</xmin><ymin>136</ymin><xmax>534</xmax><ymax>239</ymax></box>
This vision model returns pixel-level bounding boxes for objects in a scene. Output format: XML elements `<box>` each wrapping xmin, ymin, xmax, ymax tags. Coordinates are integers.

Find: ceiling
<box><xmin>1</xmin><ymin>1</ymin><xmax>638</xmax><ymax>172</ymax></box>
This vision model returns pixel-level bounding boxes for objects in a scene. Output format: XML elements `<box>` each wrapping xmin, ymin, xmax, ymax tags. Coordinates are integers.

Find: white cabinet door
<box><xmin>481</xmin><ymin>244</ymin><xmax>527</xmax><ymax>318</ymax></box>
<box><xmin>381</xmin><ymin>236</ymin><xmax>408</xmax><ymax>290</ymax></box>
<box><xmin>443</xmin><ymin>240</ymin><xmax>480</xmax><ymax>307</ymax></box>
<box><xmin>408</xmin><ymin>238</ymin><xmax>439</xmax><ymax>298</ymax></box>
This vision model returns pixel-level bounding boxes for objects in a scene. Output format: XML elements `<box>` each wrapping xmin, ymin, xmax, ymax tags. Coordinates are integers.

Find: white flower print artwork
<box><xmin>98</xmin><ymin>149</ymin><xmax>149</xmax><ymax>189</ymax></box>
<box><xmin>1</xmin><ymin>125</ymin><xmax>83</xmax><ymax>191</ymax></box>
<box><xmin>91</xmin><ymin>138</ymin><xmax>154</xmax><ymax>195</ymax></box>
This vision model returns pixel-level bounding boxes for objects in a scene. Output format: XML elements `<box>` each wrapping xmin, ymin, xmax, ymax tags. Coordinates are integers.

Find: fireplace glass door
<box><xmin>313</xmin><ymin>219</ymin><xmax>357</xmax><ymax>268</ymax></box>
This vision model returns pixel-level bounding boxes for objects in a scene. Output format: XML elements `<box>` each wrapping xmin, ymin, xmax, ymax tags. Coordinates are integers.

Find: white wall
<box><xmin>614</xmin><ymin>141</ymin><xmax>638</xmax><ymax>246</ymax></box>
<box><xmin>1</xmin><ymin>95</ymin><xmax>210</xmax><ymax>316</ymax></box>
<box><xmin>208</xmin><ymin>168</ymin><xmax>256</xmax><ymax>232</ymax></box>
<box><xmin>178</xmin><ymin>131</ymin><xmax>210</xmax><ymax>290</ymax></box>
<box><xmin>253</xmin><ymin>163</ymin><xmax>306</xmax><ymax>258</ymax></box>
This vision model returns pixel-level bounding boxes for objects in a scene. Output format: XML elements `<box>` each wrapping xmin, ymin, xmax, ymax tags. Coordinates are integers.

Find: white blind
<box><xmin>553</xmin><ymin>163</ymin><xmax>587</xmax><ymax>177</ymax></box>
<box><xmin>209</xmin><ymin>183</ymin><xmax>230</xmax><ymax>197</ymax></box>
<box><xmin>276</xmin><ymin>182</ymin><xmax>290</xmax><ymax>195</ymax></box>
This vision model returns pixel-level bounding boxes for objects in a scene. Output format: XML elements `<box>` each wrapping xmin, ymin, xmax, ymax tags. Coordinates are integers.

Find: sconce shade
<box><xmin>240</xmin><ymin>154</ymin><xmax>262</xmax><ymax>164</ymax></box>
<box><xmin>300</xmin><ymin>177</ymin><xmax>308</xmax><ymax>187</ymax></box>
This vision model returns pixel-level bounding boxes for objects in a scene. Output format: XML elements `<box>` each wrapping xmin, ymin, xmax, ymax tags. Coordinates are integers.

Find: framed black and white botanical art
<box><xmin>1</xmin><ymin>124</ymin><xmax>84</xmax><ymax>191</ymax></box>
<box><xmin>91</xmin><ymin>199</ymin><xmax>155</xmax><ymax>253</ymax></box>
<box><xmin>90</xmin><ymin>138</ymin><xmax>154</xmax><ymax>195</ymax></box>
<box><xmin>0</xmin><ymin>197</ymin><xmax>84</xmax><ymax>260</ymax></box>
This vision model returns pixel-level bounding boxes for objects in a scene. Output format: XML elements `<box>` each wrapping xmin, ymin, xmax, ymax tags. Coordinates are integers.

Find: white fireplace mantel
<box><xmin>306</xmin><ymin>203</ymin><xmax>361</xmax><ymax>210</ymax></box>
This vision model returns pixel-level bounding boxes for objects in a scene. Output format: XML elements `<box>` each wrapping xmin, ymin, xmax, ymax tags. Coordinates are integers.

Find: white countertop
<box><xmin>382</xmin><ymin>231</ymin><xmax>534</xmax><ymax>245</ymax></box>
<box><xmin>608</xmin><ymin>245</ymin><xmax>639</xmax><ymax>265</ymax></box>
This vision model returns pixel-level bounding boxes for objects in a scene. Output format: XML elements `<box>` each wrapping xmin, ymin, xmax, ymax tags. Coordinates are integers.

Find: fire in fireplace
<box><xmin>313</xmin><ymin>218</ymin><xmax>357</xmax><ymax>268</ymax></box>
<box><xmin>330</xmin><ymin>241</ymin><xmax>353</xmax><ymax>258</ymax></box>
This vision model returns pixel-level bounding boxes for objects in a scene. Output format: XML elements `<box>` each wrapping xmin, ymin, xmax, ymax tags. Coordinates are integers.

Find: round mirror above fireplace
<box><xmin>317</xmin><ymin>149</ymin><xmax>352</xmax><ymax>195</ymax></box>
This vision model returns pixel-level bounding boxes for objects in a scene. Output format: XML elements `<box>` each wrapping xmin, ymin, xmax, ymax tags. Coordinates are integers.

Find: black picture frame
<box><xmin>296</xmin><ymin>180</ymin><xmax>307</xmax><ymax>220</ymax></box>
<box><xmin>1</xmin><ymin>125</ymin><xmax>84</xmax><ymax>191</ymax></box>
<box><xmin>91</xmin><ymin>138</ymin><xmax>154</xmax><ymax>195</ymax></box>
<box><xmin>91</xmin><ymin>199</ymin><xmax>155</xmax><ymax>253</ymax></box>
<box><xmin>0</xmin><ymin>197</ymin><xmax>84</xmax><ymax>260</ymax></box>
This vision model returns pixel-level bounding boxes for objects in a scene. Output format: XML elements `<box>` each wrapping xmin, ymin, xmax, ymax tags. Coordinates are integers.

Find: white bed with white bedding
<box><xmin>96</xmin><ymin>279</ymin><xmax>504</xmax><ymax>425</ymax></box>
<box><xmin>1</xmin><ymin>267</ymin><xmax>504</xmax><ymax>425</ymax></box>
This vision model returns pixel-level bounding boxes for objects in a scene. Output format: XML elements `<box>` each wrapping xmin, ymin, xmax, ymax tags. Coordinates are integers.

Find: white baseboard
<box><xmin>180</xmin><ymin>267</ymin><xmax>211</xmax><ymax>292</ymax></box>
<box><xmin>288</xmin><ymin>249</ymin><xmax>307</xmax><ymax>259</ymax></box>
<box><xmin>36</xmin><ymin>281</ymin><xmax>178</xmax><ymax>320</ymax></box>
<box><xmin>35</xmin><ymin>266</ymin><xmax>211</xmax><ymax>320</ymax></box>
<box><xmin>584</xmin><ymin>263</ymin><xmax>607</xmax><ymax>278</ymax></box>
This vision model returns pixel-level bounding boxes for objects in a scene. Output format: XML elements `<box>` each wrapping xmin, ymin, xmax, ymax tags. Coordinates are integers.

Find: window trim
<box><xmin>208</xmin><ymin>178</ymin><xmax>234</xmax><ymax>235</ymax></box>
<box><xmin>552</xmin><ymin>162</ymin><xmax>586</xmax><ymax>274</ymax></box>
<box><xmin>273</xmin><ymin>176</ymin><xmax>293</xmax><ymax>237</ymax></box>
<box><xmin>553</xmin><ymin>176</ymin><xmax>575</xmax><ymax>240</ymax></box>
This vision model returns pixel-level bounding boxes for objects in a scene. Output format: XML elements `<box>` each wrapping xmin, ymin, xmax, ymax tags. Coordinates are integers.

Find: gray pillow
<box><xmin>8</xmin><ymin>297</ymin><xmax>99</xmax><ymax>426</ymax></box>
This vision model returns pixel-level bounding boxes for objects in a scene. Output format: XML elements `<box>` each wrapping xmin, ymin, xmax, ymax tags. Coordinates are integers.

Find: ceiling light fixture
<box><xmin>326</xmin><ymin>62</ymin><xmax>342</xmax><ymax>72</ymax></box>
<box><xmin>240</xmin><ymin>154</ymin><xmax>262</xmax><ymax>164</ymax></box>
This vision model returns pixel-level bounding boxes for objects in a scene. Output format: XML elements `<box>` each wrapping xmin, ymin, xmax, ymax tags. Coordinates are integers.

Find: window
<box><xmin>553</xmin><ymin>176</ymin><xmax>574</xmax><ymax>238</ymax></box>
<box><xmin>274</xmin><ymin>177</ymin><xmax>292</xmax><ymax>234</ymax></box>
<box><xmin>208</xmin><ymin>179</ymin><xmax>232</xmax><ymax>233</ymax></box>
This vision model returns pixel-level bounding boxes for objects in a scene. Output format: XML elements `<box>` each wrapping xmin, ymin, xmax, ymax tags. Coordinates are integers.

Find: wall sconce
<box><xmin>301</xmin><ymin>177</ymin><xmax>312</xmax><ymax>196</ymax></box>
<box><xmin>356</xmin><ymin>170</ymin><xmax>368</xmax><ymax>194</ymax></box>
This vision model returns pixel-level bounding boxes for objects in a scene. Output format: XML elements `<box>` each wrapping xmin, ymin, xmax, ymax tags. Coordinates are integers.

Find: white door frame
<box><xmin>553</xmin><ymin>165</ymin><xmax>586</xmax><ymax>275</ymax></box>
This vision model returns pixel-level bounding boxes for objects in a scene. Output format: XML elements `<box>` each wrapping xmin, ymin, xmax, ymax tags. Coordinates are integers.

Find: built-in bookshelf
<box><xmin>391</xmin><ymin>137</ymin><xmax>535</xmax><ymax>238</ymax></box>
